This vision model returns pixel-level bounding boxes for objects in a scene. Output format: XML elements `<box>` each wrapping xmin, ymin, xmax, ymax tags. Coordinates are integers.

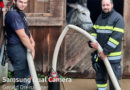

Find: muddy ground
<box><xmin>0</xmin><ymin>79</ymin><xmax>130</xmax><ymax>90</ymax></box>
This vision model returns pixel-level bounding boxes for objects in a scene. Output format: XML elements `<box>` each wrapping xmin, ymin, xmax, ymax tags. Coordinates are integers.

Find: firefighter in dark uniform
<box><xmin>5</xmin><ymin>0</ymin><xmax>35</xmax><ymax>89</ymax></box>
<box><xmin>90</xmin><ymin>0</ymin><xmax>124</xmax><ymax>90</ymax></box>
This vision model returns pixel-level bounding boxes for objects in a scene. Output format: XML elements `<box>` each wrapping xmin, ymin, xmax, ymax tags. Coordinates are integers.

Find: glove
<box><xmin>91</xmin><ymin>51</ymin><xmax>104</xmax><ymax>72</ymax></box>
<box><xmin>92</xmin><ymin>60</ymin><xmax>101</xmax><ymax>72</ymax></box>
<box><xmin>92</xmin><ymin>56</ymin><xmax>101</xmax><ymax>72</ymax></box>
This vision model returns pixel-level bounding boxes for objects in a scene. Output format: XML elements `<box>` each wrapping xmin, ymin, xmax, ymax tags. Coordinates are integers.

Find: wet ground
<box><xmin>0</xmin><ymin>79</ymin><xmax>130</xmax><ymax>90</ymax></box>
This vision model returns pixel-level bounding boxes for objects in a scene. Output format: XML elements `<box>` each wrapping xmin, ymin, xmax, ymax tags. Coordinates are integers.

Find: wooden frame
<box><xmin>26</xmin><ymin>0</ymin><xmax>65</xmax><ymax>26</ymax></box>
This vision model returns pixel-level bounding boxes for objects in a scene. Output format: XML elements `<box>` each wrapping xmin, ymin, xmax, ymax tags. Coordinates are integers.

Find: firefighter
<box><xmin>89</xmin><ymin>0</ymin><xmax>124</xmax><ymax>90</ymax></box>
<box><xmin>4</xmin><ymin>0</ymin><xmax>35</xmax><ymax>89</ymax></box>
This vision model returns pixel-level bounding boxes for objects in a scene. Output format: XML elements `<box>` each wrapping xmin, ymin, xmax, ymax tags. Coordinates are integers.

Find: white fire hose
<box><xmin>52</xmin><ymin>25</ymin><xmax>121</xmax><ymax>90</ymax></box>
<box><xmin>27</xmin><ymin>49</ymin><xmax>41</xmax><ymax>90</ymax></box>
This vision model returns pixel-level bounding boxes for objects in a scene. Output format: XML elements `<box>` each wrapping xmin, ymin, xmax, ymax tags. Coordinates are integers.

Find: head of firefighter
<box><xmin>102</xmin><ymin>0</ymin><xmax>113</xmax><ymax>13</ymax></box>
<box><xmin>13</xmin><ymin>0</ymin><xmax>28</xmax><ymax>11</ymax></box>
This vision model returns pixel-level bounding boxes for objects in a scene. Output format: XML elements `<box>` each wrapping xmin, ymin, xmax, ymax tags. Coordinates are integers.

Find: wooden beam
<box><xmin>27</xmin><ymin>17</ymin><xmax>64</xmax><ymax>26</ymax></box>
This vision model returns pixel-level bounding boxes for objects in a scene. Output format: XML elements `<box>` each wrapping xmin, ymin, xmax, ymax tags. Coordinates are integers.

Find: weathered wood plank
<box><xmin>26</xmin><ymin>17</ymin><xmax>64</xmax><ymax>26</ymax></box>
<box><xmin>63</xmin><ymin>29</ymin><xmax>95</xmax><ymax>77</ymax></box>
<box><xmin>26</xmin><ymin>13</ymin><xmax>52</xmax><ymax>17</ymax></box>
<box><xmin>123</xmin><ymin>0</ymin><xmax>130</xmax><ymax>78</ymax></box>
<box><xmin>25</xmin><ymin>0</ymin><xmax>35</xmax><ymax>13</ymax></box>
<box><xmin>29</xmin><ymin>26</ymin><xmax>63</xmax><ymax>73</ymax></box>
<box><xmin>25</xmin><ymin>0</ymin><xmax>65</xmax><ymax>26</ymax></box>
<box><xmin>34</xmin><ymin>0</ymin><xmax>50</xmax><ymax>13</ymax></box>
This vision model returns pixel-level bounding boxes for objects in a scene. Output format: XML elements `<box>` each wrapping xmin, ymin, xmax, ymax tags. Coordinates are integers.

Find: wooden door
<box><xmin>25</xmin><ymin>0</ymin><xmax>66</xmax><ymax>73</ymax></box>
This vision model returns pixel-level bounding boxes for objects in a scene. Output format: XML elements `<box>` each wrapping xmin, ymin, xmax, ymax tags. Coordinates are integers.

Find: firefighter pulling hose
<box><xmin>4</xmin><ymin>0</ymin><xmax>36</xmax><ymax>89</ymax></box>
<box><xmin>51</xmin><ymin>25</ymin><xmax>121</xmax><ymax>90</ymax></box>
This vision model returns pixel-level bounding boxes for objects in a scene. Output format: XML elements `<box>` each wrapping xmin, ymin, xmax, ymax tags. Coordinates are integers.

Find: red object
<box><xmin>0</xmin><ymin>1</ymin><xmax>4</xmax><ymax>8</ymax></box>
<box><xmin>49</xmin><ymin>72</ymin><xmax>59</xmax><ymax>82</ymax></box>
<box><xmin>30</xmin><ymin>76</ymin><xmax>32</xmax><ymax>80</ymax></box>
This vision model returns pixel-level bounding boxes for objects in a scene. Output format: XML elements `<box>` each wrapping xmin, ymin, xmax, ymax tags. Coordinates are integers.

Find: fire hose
<box><xmin>0</xmin><ymin>37</ymin><xmax>41</xmax><ymax>89</ymax></box>
<box><xmin>51</xmin><ymin>25</ymin><xmax>121</xmax><ymax>90</ymax></box>
<box><xmin>27</xmin><ymin>49</ymin><xmax>41</xmax><ymax>90</ymax></box>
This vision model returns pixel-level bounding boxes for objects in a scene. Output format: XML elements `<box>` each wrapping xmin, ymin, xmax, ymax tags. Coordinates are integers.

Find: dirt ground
<box><xmin>0</xmin><ymin>79</ymin><xmax>130</xmax><ymax>90</ymax></box>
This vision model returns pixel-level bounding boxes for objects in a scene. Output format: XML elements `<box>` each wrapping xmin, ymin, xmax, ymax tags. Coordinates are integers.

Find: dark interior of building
<box><xmin>87</xmin><ymin>0</ymin><xmax>124</xmax><ymax>23</ymax></box>
<box><xmin>67</xmin><ymin>0</ymin><xmax>124</xmax><ymax>23</ymax></box>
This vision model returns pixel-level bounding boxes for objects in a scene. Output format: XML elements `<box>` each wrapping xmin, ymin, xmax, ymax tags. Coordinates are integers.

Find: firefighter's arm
<box><xmin>103</xmin><ymin>16</ymin><xmax>125</xmax><ymax>55</ymax></box>
<box><xmin>88</xmin><ymin>25</ymin><xmax>98</xmax><ymax>48</ymax></box>
<box><xmin>30</xmin><ymin>34</ymin><xmax>35</xmax><ymax>48</ymax></box>
<box><xmin>90</xmin><ymin>25</ymin><xmax>98</xmax><ymax>40</ymax></box>
<box><xmin>15</xmin><ymin>29</ymin><xmax>35</xmax><ymax>59</ymax></box>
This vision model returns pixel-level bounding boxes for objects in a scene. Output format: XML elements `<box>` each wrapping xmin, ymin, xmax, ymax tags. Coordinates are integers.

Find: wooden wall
<box><xmin>123</xmin><ymin>0</ymin><xmax>130</xmax><ymax>78</ymax></box>
<box><xmin>29</xmin><ymin>26</ymin><xmax>64</xmax><ymax>73</ymax></box>
<box><xmin>25</xmin><ymin>0</ymin><xmax>50</xmax><ymax>13</ymax></box>
<box><xmin>25</xmin><ymin>0</ymin><xmax>66</xmax><ymax>73</ymax></box>
<box><xmin>63</xmin><ymin>29</ymin><xmax>95</xmax><ymax>78</ymax></box>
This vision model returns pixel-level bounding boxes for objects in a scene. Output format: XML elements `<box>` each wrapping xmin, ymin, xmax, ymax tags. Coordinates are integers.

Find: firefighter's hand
<box><xmin>90</xmin><ymin>42</ymin><xmax>98</xmax><ymax>50</ymax></box>
<box><xmin>99</xmin><ymin>52</ymin><xmax>107</xmax><ymax>60</ymax></box>
<box><xmin>31</xmin><ymin>48</ymin><xmax>35</xmax><ymax>59</ymax></box>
